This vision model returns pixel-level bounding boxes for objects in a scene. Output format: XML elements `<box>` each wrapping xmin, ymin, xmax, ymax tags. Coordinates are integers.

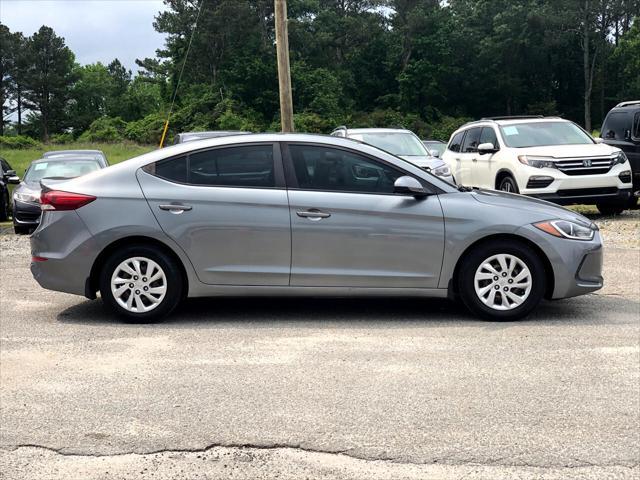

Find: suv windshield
<box><xmin>25</xmin><ymin>160</ymin><xmax>101</xmax><ymax>184</ymax></box>
<box><xmin>350</xmin><ymin>132</ymin><xmax>428</xmax><ymax>156</ymax></box>
<box><xmin>499</xmin><ymin>121</ymin><xmax>594</xmax><ymax>148</ymax></box>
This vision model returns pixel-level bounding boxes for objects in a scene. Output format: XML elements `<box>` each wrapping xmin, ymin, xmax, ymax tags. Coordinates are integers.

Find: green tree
<box><xmin>23</xmin><ymin>26</ymin><xmax>76</xmax><ymax>140</ymax></box>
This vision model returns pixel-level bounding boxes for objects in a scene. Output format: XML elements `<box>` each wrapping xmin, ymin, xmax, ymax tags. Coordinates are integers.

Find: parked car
<box><xmin>31</xmin><ymin>134</ymin><xmax>603</xmax><ymax>322</ymax></box>
<box><xmin>331</xmin><ymin>127</ymin><xmax>455</xmax><ymax>184</ymax></box>
<box><xmin>1</xmin><ymin>157</ymin><xmax>20</xmax><ymax>221</ymax></box>
<box><xmin>173</xmin><ymin>131</ymin><xmax>251</xmax><ymax>144</ymax></box>
<box><xmin>43</xmin><ymin>149</ymin><xmax>109</xmax><ymax>167</ymax></box>
<box><xmin>442</xmin><ymin>116</ymin><xmax>633</xmax><ymax>215</ymax></box>
<box><xmin>13</xmin><ymin>156</ymin><xmax>105</xmax><ymax>234</ymax></box>
<box><xmin>422</xmin><ymin>139</ymin><xmax>447</xmax><ymax>158</ymax></box>
<box><xmin>600</xmin><ymin>101</ymin><xmax>640</xmax><ymax>207</ymax></box>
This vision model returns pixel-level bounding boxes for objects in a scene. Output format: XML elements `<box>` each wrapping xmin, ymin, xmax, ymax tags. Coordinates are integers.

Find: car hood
<box><xmin>514</xmin><ymin>143</ymin><xmax>620</xmax><ymax>158</ymax></box>
<box><xmin>399</xmin><ymin>155</ymin><xmax>445</xmax><ymax>169</ymax></box>
<box><xmin>471</xmin><ymin>189</ymin><xmax>593</xmax><ymax>225</ymax></box>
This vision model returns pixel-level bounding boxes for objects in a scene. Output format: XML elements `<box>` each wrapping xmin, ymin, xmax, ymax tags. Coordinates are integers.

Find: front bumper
<box><xmin>13</xmin><ymin>199</ymin><xmax>41</xmax><ymax>226</ymax></box>
<box><xmin>517</xmin><ymin>226</ymin><xmax>603</xmax><ymax>299</ymax></box>
<box><xmin>529</xmin><ymin>187</ymin><xmax>632</xmax><ymax>206</ymax></box>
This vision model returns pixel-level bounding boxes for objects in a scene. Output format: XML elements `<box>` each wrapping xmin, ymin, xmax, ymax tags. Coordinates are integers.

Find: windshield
<box><xmin>24</xmin><ymin>160</ymin><xmax>101</xmax><ymax>184</ymax></box>
<box><xmin>350</xmin><ymin>132</ymin><xmax>428</xmax><ymax>156</ymax></box>
<box><xmin>499</xmin><ymin>121</ymin><xmax>594</xmax><ymax>148</ymax></box>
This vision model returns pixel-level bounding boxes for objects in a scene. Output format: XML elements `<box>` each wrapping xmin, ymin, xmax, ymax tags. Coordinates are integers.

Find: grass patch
<box><xmin>0</xmin><ymin>142</ymin><xmax>155</xmax><ymax>177</ymax></box>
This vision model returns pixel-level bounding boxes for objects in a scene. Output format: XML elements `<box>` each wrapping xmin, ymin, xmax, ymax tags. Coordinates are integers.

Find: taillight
<box><xmin>40</xmin><ymin>190</ymin><xmax>96</xmax><ymax>211</ymax></box>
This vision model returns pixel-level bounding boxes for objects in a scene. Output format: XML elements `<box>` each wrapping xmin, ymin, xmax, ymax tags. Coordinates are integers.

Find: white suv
<box><xmin>441</xmin><ymin>116</ymin><xmax>633</xmax><ymax>214</ymax></box>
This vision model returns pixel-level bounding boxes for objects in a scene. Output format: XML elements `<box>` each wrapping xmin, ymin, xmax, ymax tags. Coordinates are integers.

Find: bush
<box><xmin>124</xmin><ymin>113</ymin><xmax>166</xmax><ymax>145</ymax></box>
<box><xmin>0</xmin><ymin>135</ymin><xmax>41</xmax><ymax>149</ymax></box>
<box><xmin>79</xmin><ymin>117</ymin><xmax>127</xmax><ymax>143</ymax></box>
<box><xmin>49</xmin><ymin>133</ymin><xmax>75</xmax><ymax>144</ymax></box>
<box><xmin>428</xmin><ymin>116</ymin><xmax>473</xmax><ymax>141</ymax></box>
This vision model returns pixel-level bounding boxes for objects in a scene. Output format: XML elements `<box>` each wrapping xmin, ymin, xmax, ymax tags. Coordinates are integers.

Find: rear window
<box><xmin>602</xmin><ymin>112</ymin><xmax>631</xmax><ymax>140</ymax></box>
<box><xmin>448</xmin><ymin>131</ymin><xmax>465</xmax><ymax>153</ymax></box>
<box><xmin>24</xmin><ymin>160</ymin><xmax>101</xmax><ymax>183</ymax></box>
<box><xmin>634</xmin><ymin>112</ymin><xmax>640</xmax><ymax>139</ymax></box>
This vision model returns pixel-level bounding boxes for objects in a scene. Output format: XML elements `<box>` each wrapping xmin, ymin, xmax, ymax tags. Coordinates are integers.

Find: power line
<box><xmin>159</xmin><ymin>0</ymin><xmax>205</xmax><ymax>148</ymax></box>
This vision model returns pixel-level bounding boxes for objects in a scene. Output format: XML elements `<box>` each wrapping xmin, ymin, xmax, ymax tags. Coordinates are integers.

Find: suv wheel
<box><xmin>458</xmin><ymin>240</ymin><xmax>546</xmax><ymax>321</ymax></box>
<box><xmin>498</xmin><ymin>176</ymin><xmax>519</xmax><ymax>194</ymax></box>
<box><xmin>99</xmin><ymin>245</ymin><xmax>183</xmax><ymax>322</ymax></box>
<box><xmin>0</xmin><ymin>192</ymin><xmax>8</xmax><ymax>221</ymax></box>
<box><xmin>596</xmin><ymin>202</ymin><xmax>625</xmax><ymax>216</ymax></box>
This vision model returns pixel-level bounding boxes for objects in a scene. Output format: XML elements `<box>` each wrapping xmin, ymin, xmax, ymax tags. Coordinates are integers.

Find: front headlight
<box><xmin>534</xmin><ymin>219</ymin><xmax>596</xmax><ymax>241</ymax></box>
<box><xmin>14</xmin><ymin>192</ymin><xmax>40</xmax><ymax>203</ymax></box>
<box><xmin>613</xmin><ymin>151</ymin><xmax>629</xmax><ymax>165</ymax></box>
<box><xmin>518</xmin><ymin>155</ymin><xmax>557</xmax><ymax>169</ymax></box>
<box><xmin>431</xmin><ymin>164</ymin><xmax>451</xmax><ymax>177</ymax></box>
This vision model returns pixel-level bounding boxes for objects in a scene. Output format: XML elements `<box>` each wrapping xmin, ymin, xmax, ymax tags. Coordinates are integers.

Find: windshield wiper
<box><xmin>457</xmin><ymin>184</ymin><xmax>478</xmax><ymax>192</ymax></box>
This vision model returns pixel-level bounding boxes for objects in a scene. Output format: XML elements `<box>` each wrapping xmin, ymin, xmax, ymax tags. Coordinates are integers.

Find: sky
<box><xmin>0</xmin><ymin>0</ymin><xmax>167</xmax><ymax>73</ymax></box>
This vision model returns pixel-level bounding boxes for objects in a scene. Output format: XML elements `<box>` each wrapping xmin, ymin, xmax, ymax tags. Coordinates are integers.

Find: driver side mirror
<box><xmin>393</xmin><ymin>176</ymin><xmax>429</xmax><ymax>197</ymax></box>
<box><xmin>594</xmin><ymin>137</ymin><xmax>604</xmax><ymax>144</ymax></box>
<box><xmin>477</xmin><ymin>142</ymin><xmax>498</xmax><ymax>155</ymax></box>
<box><xmin>429</xmin><ymin>149</ymin><xmax>440</xmax><ymax>158</ymax></box>
<box><xmin>7</xmin><ymin>171</ymin><xmax>20</xmax><ymax>184</ymax></box>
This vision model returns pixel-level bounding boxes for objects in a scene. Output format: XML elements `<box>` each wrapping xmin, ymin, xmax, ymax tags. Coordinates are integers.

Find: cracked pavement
<box><xmin>1</xmin><ymin>222</ymin><xmax>639</xmax><ymax>479</ymax></box>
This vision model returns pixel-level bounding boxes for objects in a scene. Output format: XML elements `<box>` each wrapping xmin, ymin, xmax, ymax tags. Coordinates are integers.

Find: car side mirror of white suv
<box><xmin>477</xmin><ymin>143</ymin><xmax>498</xmax><ymax>155</ymax></box>
<box><xmin>594</xmin><ymin>137</ymin><xmax>604</xmax><ymax>144</ymax></box>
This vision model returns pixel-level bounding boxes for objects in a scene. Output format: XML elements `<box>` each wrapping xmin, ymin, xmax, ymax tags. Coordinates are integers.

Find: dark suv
<box><xmin>0</xmin><ymin>157</ymin><xmax>19</xmax><ymax>221</ymax></box>
<box><xmin>601</xmin><ymin>101</ymin><xmax>640</xmax><ymax>205</ymax></box>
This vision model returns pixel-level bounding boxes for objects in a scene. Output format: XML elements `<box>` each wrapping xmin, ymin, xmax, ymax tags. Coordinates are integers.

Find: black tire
<box><xmin>626</xmin><ymin>194</ymin><xmax>638</xmax><ymax>210</ymax></box>
<box><xmin>0</xmin><ymin>191</ymin><xmax>8</xmax><ymax>221</ymax></box>
<box><xmin>99</xmin><ymin>244</ymin><xmax>183</xmax><ymax>323</ymax></box>
<box><xmin>596</xmin><ymin>202</ymin><xmax>625</xmax><ymax>215</ymax></box>
<box><xmin>498</xmin><ymin>175</ymin><xmax>519</xmax><ymax>194</ymax></box>
<box><xmin>457</xmin><ymin>239</ymin><xmax>546</xmax><ymax>321</ymax></box>
<box><xmin>13</xmin><ymin>224</ymin><xmax>30</xmax><ymax>235</ymax></box>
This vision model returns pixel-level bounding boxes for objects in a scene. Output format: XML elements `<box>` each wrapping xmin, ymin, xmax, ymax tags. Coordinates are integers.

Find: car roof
<box><xmin>341</xmin><ymin>128</ymin><xmax>413</xmax><ymax>134</ymax></box>
<box><xmin>612</xmin><ymin>100</ymin><xmax>640</xmax><ymax>109</ymax></box>
<box><xmin>176</xmin><ymin>131</ymin><xmax>251</xmax><ymax>142</ymax></box>
<box><xmin>43</xmin><ymin>149</ymin><xmax>106</xmax><ymax>157</ymax></box>
<box><xmin>31</xmin><ymin>156</ymin><xmax>104</xmax><ymax>164</ymax></box>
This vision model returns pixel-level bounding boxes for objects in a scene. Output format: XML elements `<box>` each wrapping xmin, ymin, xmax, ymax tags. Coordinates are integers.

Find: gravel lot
<box><xmin>0</xmin><ymin>210</ymin><xmax>638</xmax><ymax>479</ymax></box>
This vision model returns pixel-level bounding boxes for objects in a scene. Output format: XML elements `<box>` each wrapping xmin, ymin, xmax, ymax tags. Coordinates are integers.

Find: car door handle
<box><xmin>159</xmin><ymin>204</ymin><xmax>193</xmax><ymax>213</ymax></box>
<box><xmin>296</xmin><ymin>209</ymin><xmax>331</xmax><ymax>219</ymax></box>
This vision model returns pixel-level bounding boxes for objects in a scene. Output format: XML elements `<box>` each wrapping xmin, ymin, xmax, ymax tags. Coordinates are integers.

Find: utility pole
<box><xmin>274</xmin><ymin>0</ymin><xmax>294</xmax><ymax>132</ymax></box>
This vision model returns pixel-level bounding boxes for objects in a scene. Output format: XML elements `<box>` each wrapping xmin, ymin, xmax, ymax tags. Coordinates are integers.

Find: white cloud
<box><xmin>0</xmin><ymin>0</ymin><xmax>167</xmax><ymax>72</ymax></box>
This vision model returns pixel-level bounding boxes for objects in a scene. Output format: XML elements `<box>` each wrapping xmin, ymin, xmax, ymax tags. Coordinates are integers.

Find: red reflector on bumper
<box><xmin>32</xmin><ymin>256</ymin><xmax>48</xmax><ymax>262</ymax></box>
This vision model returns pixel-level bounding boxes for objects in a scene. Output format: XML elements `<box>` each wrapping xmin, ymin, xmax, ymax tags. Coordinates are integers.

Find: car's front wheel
<box><xmin>458</xmin><ymin>240</ymin><xmax>546</xmax><ymax>321</ymax></box>
<box><xmin>596</xmin><ymin>202</ymin><xmax>625</xmax><ymax>215</ymax></box>
<box><xmin>99</xmin><ymin>245</ymin><xmax>183</xmax><ymax>322</ymax></box>
<box><xmin>498</xmin><ymin>176</ymin><xmax>519</xmax><ymax>194</ymax></box>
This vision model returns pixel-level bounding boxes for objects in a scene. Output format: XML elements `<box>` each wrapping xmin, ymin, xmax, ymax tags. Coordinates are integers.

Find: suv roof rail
<box><xmin>614</xmin><ymin>100</ymin><xmax>640</xmax><ymax>108</ymax></box>
<box><xmin>331</xmin><ymin>125</ymin><xmax>348</xmax><ymax>137</ymax></box>
<box><xmin>480</xmin><ymin>115</ymin><xmax>545</xmax><ymax>121</ymax></box>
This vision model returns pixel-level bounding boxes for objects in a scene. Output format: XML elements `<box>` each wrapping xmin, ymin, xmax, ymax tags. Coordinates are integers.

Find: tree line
<box><xmin>1</xmin><ymin>0</ymin><xmax>639</xmax><ymax>144</ymax></box>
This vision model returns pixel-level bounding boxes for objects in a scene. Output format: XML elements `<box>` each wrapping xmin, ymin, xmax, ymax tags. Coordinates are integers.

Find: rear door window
<box><xmin>633</xmin><ymin>112</ymin><xmax>640</xmax><ymax>140</ymax></box>
<box><xmin>144</xmin><ymin>145</ymin><xmax>275</xmax><ymax>188</ymax></box>
<box><xmin>461</xmin><ymin>127</ymin><xmax>482</xmax><ymax>152</ymax></box>
<box><xmin>448</xmin><ymin>131</ymin><xmax>465</xmax><ymax>152</ymax></box>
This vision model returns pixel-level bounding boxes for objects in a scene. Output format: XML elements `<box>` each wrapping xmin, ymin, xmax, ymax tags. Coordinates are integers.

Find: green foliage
<box><xmin>0</xmin><ymin>135</ymin><xmax>41</xmax><ymax>149</ymax></box>
<box><xmin>49</xmin><ymin>132</ymin><xmax>74</xmax><ymax>144</ymax></box>
<box><xmin>124</xmin><ymin>113</ymin><xmax>166</xmax><ymax>145</ymax></box>
<box><xmin>78</xmin><ymin>116</ymin><xmax>127</xmax><ymax>143</ymax></box>
<box><xmin>428</xmin><ymin>116</ymin><xmax>474</xmax><ymax>142</ymax></box>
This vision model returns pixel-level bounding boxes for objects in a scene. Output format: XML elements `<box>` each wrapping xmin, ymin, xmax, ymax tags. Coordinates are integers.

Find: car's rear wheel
<box><xmin>498</xmin><ymin>175</ymin><xmax>519</xmax><ymax>194</ymax></box>
<box><xmin>99</xmin><ymin>245</ymin><xmax>183</xmax><ymax>322</ymax></box>
<box><xmin>596</xmin><ymin>202</ymin><xmax>626</xmax><ymax>215</ymax></box>
<box><xmin>458</xmin><ymin>240</ymin><xmax>546</xmax><ymax>321</ymax></box>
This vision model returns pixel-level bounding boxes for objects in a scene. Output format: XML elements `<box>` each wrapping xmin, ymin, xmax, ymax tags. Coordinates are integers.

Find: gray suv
<box><xmin>30</xmin><ymin>134</ymin><xmax>603</xmax><ymax>322</ymax></box>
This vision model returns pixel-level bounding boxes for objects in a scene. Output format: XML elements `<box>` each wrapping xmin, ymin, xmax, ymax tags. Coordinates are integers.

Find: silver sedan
<box><xmin>30</xmin><ymin>134</ymin><xmax>603</xmax><ymax>322</ymax></box>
